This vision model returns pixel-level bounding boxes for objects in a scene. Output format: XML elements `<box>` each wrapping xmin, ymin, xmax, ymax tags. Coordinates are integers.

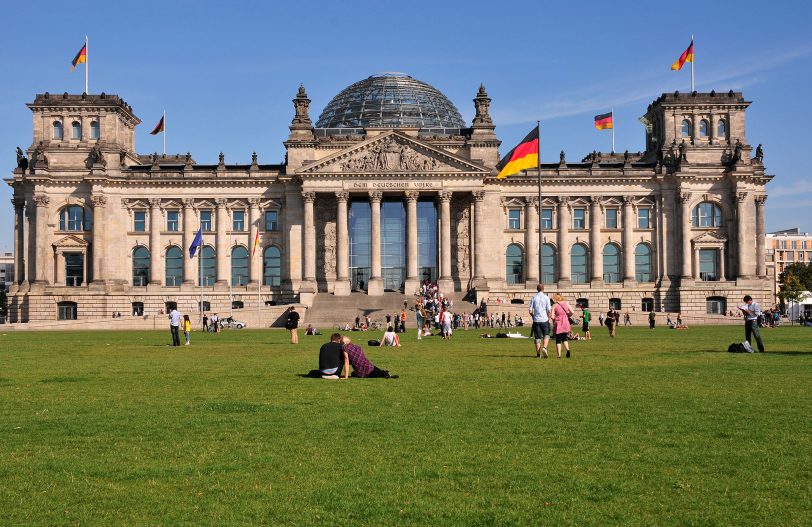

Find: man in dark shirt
<box><xmin>316</xmin><ymin>333</ymin><xmax>348</xmax><ymax>379</ymax></box>
<box><xmin>285</xmin><ymin>306</ymin><xmax>300</xmax><ymax>344</ymax></box>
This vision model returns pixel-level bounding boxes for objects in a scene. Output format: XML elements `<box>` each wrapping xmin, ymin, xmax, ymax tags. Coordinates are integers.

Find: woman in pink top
<box><xmin>551</xmin><ymin>293</ymin><xmax>575</xmax><ymax>358</ymax></box>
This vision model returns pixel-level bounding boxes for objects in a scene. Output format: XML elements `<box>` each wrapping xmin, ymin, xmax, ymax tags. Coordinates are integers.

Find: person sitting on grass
<box><xmin>305</xmin><ymin>324</ymin><xmax>320</xmax><ymax>336</ymax></box>
<box><xmin>308</xmin><ymin>333</ymin><xmax>348</xmax><ymax>379</ymax></box>
<box><xmin>381</xmin><ymin>326</ymin><xmax>401</xmax><ymax>347</ymax></box>
<box><xmin>340</xmin><ymin>336</ymin><xmax>398</xmax><ymax>378</ymax></box>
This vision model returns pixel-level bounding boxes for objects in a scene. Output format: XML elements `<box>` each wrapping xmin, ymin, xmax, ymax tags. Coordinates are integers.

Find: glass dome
<box><xmin>315</xmin><ymin>73</ymin><xmax>466</xmax><ymax>133</ymax></box>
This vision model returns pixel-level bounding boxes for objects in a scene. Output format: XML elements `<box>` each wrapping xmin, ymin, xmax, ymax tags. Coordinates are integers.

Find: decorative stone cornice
<box><xmin>302</xmin><ymin>191</ymin><xmax>316</xmax><ymax>203</ymax></box>
<box><xmin>182</xmin><ymin>198</ymin><xmax>195</xmax><ymax>208</ymax></box>
<box><xmin>91</xmin><ymin>195</ymin><xmax>107</xmax><ymax>208</ymax></box>
<box><xmin>149</xmin><ymin>198</ymin><xmax>162</xmax><ymax>208</ymax></box>
<box><xmin>249</xmin><ymin>198</ymin><xmax>262</xmax><ymax>207</ymax></box>
<box><xmin>736</xmin><ymin>191</ymin><xmax>749</xmax><ymax>203</ymax></box>
<box><xmin>558</xmin><ymin>196</ymin><xmax>570</xmax><ymax>206</ymax></box>
<box><xmin>438</xmin><ymin>191</ymin><xmax>453</xmax><ymax>202</ymax></box>
<box><xmin>525</xmin><ymin>196</ymin><xmax>538</xmax><ymax>208</ymax></box>
<box><xmin>623</xmin><ymin>195</ymin><xmax>635</xmax><ymax>206</ymax></box>
<box><xmin>368</xmin><ymin>191</ymin><xmax>383</xmax><ymax>203</ymax></box>
<box><xmin>680</xmin><ymin>192</ymin><xmax>692</xmax><ymax>203</ymax></box>
<box><xmin>215</xmin><ymin>197</ymin><xmax>228</xmax><ymax>207</ymax></box>
<box><xmin>472</xmin><ymin>191</ymin><xmax>485</xmax><ymax>203</ymax></box>
<box><xmin>754</xmin><ymin>195</ymin><xmax>767</xmax><ymax>206</ymax></box>
<box><xmin>33</xmin><ymin>195</ymin><xmax>50</xmax><ymax>207</ymax></box>
<box><xmin>404</xmin><ymin>191</ymin><xmax>420</xmax><ymax>203</ymax></box>
<box><xmin>335</xmin><ymin>191</ymin><xmax>350</xmax><ymax>202</ymax></box>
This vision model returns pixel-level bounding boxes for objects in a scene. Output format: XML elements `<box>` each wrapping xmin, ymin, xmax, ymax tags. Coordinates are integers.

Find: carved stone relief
<box><xmin>315</xmin><ymin>194</ymin><xmax>337</xmax><ymax>291</ymax></box>
<box><xmin>339</xmin><ymin>136</ymin><xmax>443</xmax><ymax>172</ymax></box>
<box><xmin>451</xmin><ymin>194</ymin><xmax>471</xmax><ymax>280</ymax></box>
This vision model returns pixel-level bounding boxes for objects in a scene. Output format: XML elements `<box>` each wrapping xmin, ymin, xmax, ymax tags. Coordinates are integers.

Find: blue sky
<box><xmin>2</xmin><ymin>0</ymin><xmax>811</xmax><ymax>252</ymax></box>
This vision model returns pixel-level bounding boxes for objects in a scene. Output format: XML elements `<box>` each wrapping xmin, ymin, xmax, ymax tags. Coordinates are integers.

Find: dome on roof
<box><xmin>315</xmin><ymin>73</ymin><xmax>466</xmax><ymax>132</ymax></box>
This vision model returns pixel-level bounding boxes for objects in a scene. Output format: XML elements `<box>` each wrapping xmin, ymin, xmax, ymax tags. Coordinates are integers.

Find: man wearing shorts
<box><xmin>582</xmin><ymin>307</ymin><xmax>592</xmax><ymax>340</ymax></box>
<box><xmin>529</xmin><ymin>284</ymin><xmax>552</xmax><ymax>358</ymax></box>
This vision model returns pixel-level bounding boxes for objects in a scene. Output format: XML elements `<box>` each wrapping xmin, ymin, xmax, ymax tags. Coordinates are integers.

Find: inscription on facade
<box><xmin>343</xmin><ymin>181</ymin><xmax>443</xmax><ymax>190</ymax></box>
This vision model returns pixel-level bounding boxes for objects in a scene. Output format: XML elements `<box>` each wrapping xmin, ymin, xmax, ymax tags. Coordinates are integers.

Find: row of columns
<box><xmin>302</xmin><ymin>190</ymin><xmax>461</xmax><ymax>296</ymax></box>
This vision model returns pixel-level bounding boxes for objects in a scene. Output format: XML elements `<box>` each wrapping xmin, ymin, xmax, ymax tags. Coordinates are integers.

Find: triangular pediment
<box><xmin>53</xmin><ymin>234</ymin><xmax>89</xmax><ymax>249</ymax></box>
<box><xmin>298</xmin><ymin>131</ymin><xmax>489</xmax><ymax>175</ymax></box>
<box><xmin>692</xmin><ymin>230</ymin><xmax>728</xmax><ymax>244</ymax></box>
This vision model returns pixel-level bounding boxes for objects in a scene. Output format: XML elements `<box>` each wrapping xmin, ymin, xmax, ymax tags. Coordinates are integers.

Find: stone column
<box><xmin>300</xmin><ymin>191</ymin><xmax>317</xmax><ymax>295</ymax></box>
<box><xmin>12</xmin><ymin>199</ymin><xmax>25</xmax><ymax>289</ymax></box>
<box><xmin>26</xmin><ymin>198</ymin><xmax>37</xmax><ymax>290</ymax></box>
<box><xmin>525</xmin><ymin>197</ymin><xmax>539</xmax><ymax>286</ymax></box>
<box><xmin>709</xmin><ymin>112</ymin><xmax>716</xmax><ymax>145</ymax></box>
<box><xmin>472</xmin><ymin>191</ymin><xmax>488</xmax><ymax>289</ymax></box>
<box><xmin>248</xmin><ymin>198</ymin><xmax>261</xmax><ymax>286</ymax></box>
<box><xmin>404</xmin><ymin>191</ymin><xmax>421</xmax><ymax>294</ymax></box>
<box><xmin>182</xmin><ymin>199</ymin><xmax>196</xmax><ymax>286</ymax></box>
<box><xmin>719</xmin><ymin>245</ymin><xmax>726</xmax><ymax>281</ymax></box>
<box><xmin>215</xmin><ymin>198</ymin><xmax>229</xmax><ymax>288</ymax></box>
<box><xmin>589</xmin><ymin>196</ymin><xmax>602</xmax><ymax>284</ymax></box>
<box><xmin>368</xmin><ymin>191</ymin><xmax>384</xmax><ymax>296</ymax></box>
<box><xmin>557</xmin><ymin>197</ymin><xmax>571</xmax><ymax>286</ymax></box>
<box><xmin>148</xmin><ymin>198</ymin><xmax>162</xmax><ymax>288</ymax></box>
<box><xmin>334</xmin><ymin>191</ymin><xmax>351</xmax><ymax>296</ymax></box>
<box><xmin>438</xmin><ymin>191</ymin><xmax>453</xmax><ymax>292</ymax></box>
<box><xmin>680</xmin><ymin>192</ymin><xmax>693</xmax><ymax>282</ymax></box>
<box><xmin>90</xmin><ymin>195</ymin><xmax>106</xmax><ymax>287</ymax></box>
<box><xmin>737</xmin><ymin>192</ymin><xmax>754</xmax><ymax>279</ymax></box>
<box><xmin>755</xmin><ymin>195</ymin><xmax>767</xmax><ymax>278</ymax></box>
<box><xmin>622</xmin><ymin>195</ymin><xmax>636</xmax><ymax>284</ymax></box>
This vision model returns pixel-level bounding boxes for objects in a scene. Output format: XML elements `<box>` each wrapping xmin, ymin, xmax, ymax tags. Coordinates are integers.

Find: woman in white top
<box><xmin>381</xmin><ymin>326</ymin><xmax>401</xmax><ymax>347</ymax></box>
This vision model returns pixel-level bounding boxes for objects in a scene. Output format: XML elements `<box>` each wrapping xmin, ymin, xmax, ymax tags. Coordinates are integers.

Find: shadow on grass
<box><xmin>484</xmin><ymin>354</ymin><xmax>540</xmax><ymax>359</ymax></box>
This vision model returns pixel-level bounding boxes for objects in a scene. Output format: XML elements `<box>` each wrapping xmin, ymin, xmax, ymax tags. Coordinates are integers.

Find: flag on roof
<box><xmin>594</xmin><ymin>112</ymin><xmax>613</xmax><ymax>130</ymax></box>
<box><xmin>496</xmin><ymin>126</ymin><xmax>539</xmax><ymax>179</ymax></box>
<box><xmin>70</xmin><ymin>43</ymin><xmax>87</xmax><ymax>72</ymax></box>
<box><xmin>150</xmin><ymin>115</ymin><xmax>165</xmax><ymax>135</ymax></box>
<box><xmin>671</xmin><ymin>40</ymin><xmax>694</xmax><ymax>71</ymax></box>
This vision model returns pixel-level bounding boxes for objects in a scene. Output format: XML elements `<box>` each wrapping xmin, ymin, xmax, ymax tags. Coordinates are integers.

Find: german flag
<box><xmin>671</xmin><ymin>40</ymin><xmax>694</xmax><ymax>71</ymax></box>
<box><xmin>496</xmin><ymin>126</ymin><xmax>539</xmax><ymax>179</ymax></box>
<box><xmin>594</xmin><ymin>112</ymin><xmax>613</xmax><ymax>130</ymax></box>
<box><xmin>70</xmin><ymin>43</ymin><xmax>87</xmax><ymax>72</ymax></box>
<box><xmin>150</xmin><ymin>115</ymin><xmax>165</xmax><ymax>135</ymax></box>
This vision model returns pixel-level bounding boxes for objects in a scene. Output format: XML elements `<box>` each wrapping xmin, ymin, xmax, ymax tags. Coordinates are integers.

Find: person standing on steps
<box><xmin>285</xmin><ymin>306</ymin><xmax>300</xmax><ymax>344</ymax></box>
<box><xmin>529</xmin><ymin>284</ymin><xmax>552</xmax><ymax>358</ymax></box>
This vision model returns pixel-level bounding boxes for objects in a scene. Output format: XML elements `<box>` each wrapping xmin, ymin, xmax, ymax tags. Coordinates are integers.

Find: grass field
<box><xmin>1</xmin><ymin>324</ymin><xmax>810</xmax><ymax>526</ymax></box>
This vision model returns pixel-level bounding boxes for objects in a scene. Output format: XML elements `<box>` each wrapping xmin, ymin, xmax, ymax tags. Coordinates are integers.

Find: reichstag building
<box><xmin>5</xmin><ymin>73</ymin><xmax>772</xmax><ymax>322</ymax></box>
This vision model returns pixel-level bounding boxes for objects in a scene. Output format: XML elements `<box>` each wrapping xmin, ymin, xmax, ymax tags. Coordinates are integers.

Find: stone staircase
<box><xmin>305</xmin><ymin>291</ymin><xmax>476</xmax><ymax>329</ymax></box>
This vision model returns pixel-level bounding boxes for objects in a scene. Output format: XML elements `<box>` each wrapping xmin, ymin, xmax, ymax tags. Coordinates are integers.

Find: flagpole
<box><xmin>611</xmin><ymin>108</ymin><xmax>615</xmax><ymax>153</ymax></box>
<box><xmin>199</xmin><ymin>228</ymin><xmax>204</xmax><ymax>331</ymax></box>
<box><xmin>691</xmin><ymin>34</ymin><xmax>695</xmax><ymax>92</ymax></box>
<box><xmin>85</xmin><ymin>35</ymin><xmax>89</xmax><ymax>94</ymax></box>
<box><xmin>163</xmin><ymin>110</ymin><xmax>166</xmax><ymax>156</ymax></box>
<box><xmin>536</xmin><ymin>120</ymin><xmax>543</xmax><ymax>283</ymax></box>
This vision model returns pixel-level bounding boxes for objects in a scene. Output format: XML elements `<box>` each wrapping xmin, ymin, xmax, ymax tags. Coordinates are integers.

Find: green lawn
<box><xmin>0</xmin><ymin>325</ymin><xmax>810</xmax><ymax>526</ymax></box>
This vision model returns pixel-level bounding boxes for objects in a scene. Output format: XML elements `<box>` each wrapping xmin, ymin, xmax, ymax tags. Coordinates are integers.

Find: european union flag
<box><xmin>189</xmin><ymin>227</ymin><xmax>203</xmax><ymax>258</ymax></box>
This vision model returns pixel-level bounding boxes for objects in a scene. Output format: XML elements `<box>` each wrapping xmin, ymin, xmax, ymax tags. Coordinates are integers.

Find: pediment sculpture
<box><xmin>339</xmin><ymin>136</ymin><xmax>441</xmax><ymax>172</ymax></box>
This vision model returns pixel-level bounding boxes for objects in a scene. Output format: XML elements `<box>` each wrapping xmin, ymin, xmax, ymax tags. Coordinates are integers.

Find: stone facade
<box><xmin>4</xmin><ymin>84</ymin><xmax>773</xmax><ymax>323</ymax></box>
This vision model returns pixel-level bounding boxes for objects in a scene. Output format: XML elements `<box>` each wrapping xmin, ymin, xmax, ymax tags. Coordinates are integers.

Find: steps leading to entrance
<box><xmin>305</xmin><ymin>291</ymin><xmax>476</xmax><ymax>328</ymax></box>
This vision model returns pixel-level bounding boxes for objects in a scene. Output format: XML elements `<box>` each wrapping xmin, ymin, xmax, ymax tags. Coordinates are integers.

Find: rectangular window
<box><xmin>638</xmin><ymin>208</ymin><xmax>651</xmax><ymax>229</ymax></box>
<box><xmin>792</xmin><ymin>240</ymin><xmax>798</xmax><ymax>249</ymax></box>
<box><xmin>134</xmin><ymin>210</ymin><xmax>146</xmax><ymax>232</ymax></box>
<box><xmin>706</xmin><ymin>297</ymin><xmax>727</xmax><ymax>315</ymax></box>
<box><xmin>541</xmin><ymin>208</ymin><xmax>553</xmax><ymax>229</ymax></box>
<box><xmin>166</xmin><ymin>210</ymin><xmax>179</xmax><ymax>232</ymax></box>
<box><xmin>699</xmin><ymin>249</ymin><xmax>719</xmax><ymax>281</ymax></box>
<box><xmin>803</xmin><ymin>240</ymin><xmax>808</xmax><ymax>250</ymax></box>
<box><xmin>265</xmin><ymin>210</ymin><xmax>278</xmax><ymax>231</ymax></box>
<box><xmin>508</xmin><ymin>208</ymin><xmax>521</xmax><ymax>230</ymax></box>
<box><xmin>799</xmin><ymin>252</ymin><xmax>805</xmax><ymax>261</ymax></box>
<box><xmin>787</xmin><ymin>252</ymin><xmax>794</xmax><ymax>262</ymax></box>
<box><xmin>200</xmin><ymin>210</ymin><xmax>212</xmax><ymax>232</ymax></box>
<box><xmin>573</xmin><ymin>208</ymin><xmax>586</xmax><ymax>229</ymax></box>
<box><xmin>605</xmin><ymin>209</ymin><xmax>618</xmax><ymax>229</ymax></box>
<box><xmin>232</xmin><ymin>210</ymin><xmax>245</xmax><ymax>231</ymax></box>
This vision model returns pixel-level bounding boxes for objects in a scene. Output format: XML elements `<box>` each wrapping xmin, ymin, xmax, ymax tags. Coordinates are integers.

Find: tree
<box><xmin>779</xmin><ymin>272</ymin><xmax>809</xmax><ymax>325</ymax></box>
<box><xmin>778</xmin><ymin>262</ymin><xmax>812</xmax><ymax>291</ymax></box>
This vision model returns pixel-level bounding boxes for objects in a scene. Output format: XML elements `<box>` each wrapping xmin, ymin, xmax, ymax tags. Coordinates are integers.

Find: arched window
<box><xmin>681</xmin><ymin>119</ymin><xmax>692</xmax><ymax>137</ymax></box>
<box><xmin>699</xmin><ymin>119</ymin><xmax>709</xmax><ymax>137</ymax></box>
<box><xmin>165</xmin><ymin>246</ymin><xmax>183</xmax><ymax>286</ymax></box>
<box><xmin>200</xmin><ymin>246</ymin><xmax>216</xmax><ymax>286</ymax></box>
<box><xmin>602</xmin><ymin>244</ymin><xmax>621</xmax><ymax>283</ymax></box>
<box><xmin>132</xmin><ymin>246</ymin><xmax>150</xmax><ymax>286</ymax></box>
<box><xmin>542</xmin><ymin>244</ymin><xmax>556</xmax><ymax>283</ymax></box>
<box><xmin>505</xmin><ymin>244</ymin><xmax>524</xmax><ymax>285</ymax></box>
<box><xmin>717</xmin><ymin>119</ymin><xmax>727</xmax><ymax>138</ymax></box>
<box><xmin>263</xmin><ymin>246</ymin><xmax>282</xmax><ymax>286</ymax></box>
<box><xmin>571</xmin><ymin>244</ymin><xmax>589</xmax><ymax>284</ymax></box>
<box><xmin>231</xmin><ymin>246</ymin><xmax>248</xmax><ymax>286</ymax></box>
<box><xmin>90</xmin><ymin>121</ymin><xmax>100</xmax><ymax>140</ymax></box>
<box><xmin>71</xmin><ymin>121</ymin><xmax>82</xmax><ymax>140</ymax></box>
<box><xmin>692</xmin><ymin>202</ymin><xmax>723</xmax><ymax>227</ymax></box>
<box><xmin>635</xmin><ymin>244</ymin><xmax>653</xmax><ymax>282</ymax></box>
<box><xmin>53</xmin><ymin>121</ymin><xmax>63</xmax><ymax>140</ymax></box>
<box><xmin>59</xmin><ymin>205</ymin><xmax>92</xmax><ymax>231</ymax></box>
<box><xmin>57</xmin><ymin>301</ymin><xmax>78</xmax><ymax>320</ymax></box>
